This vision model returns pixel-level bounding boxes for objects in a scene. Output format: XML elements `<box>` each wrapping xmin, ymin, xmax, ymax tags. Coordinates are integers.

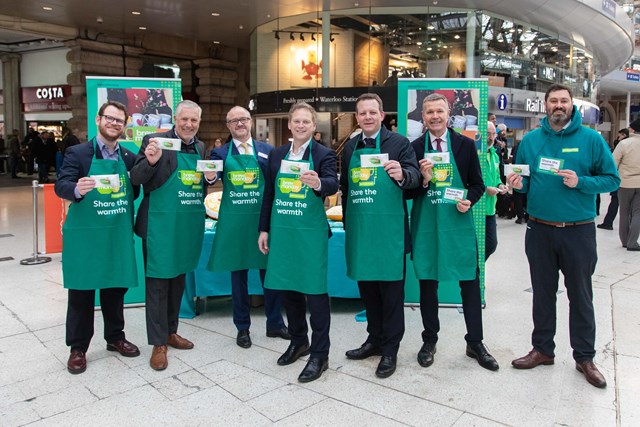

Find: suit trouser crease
<box><xmin>231</xmin><ymin>269</ymin><xmax>284</xmax><ymax>331</ymax></box>
<box><xmin>283</xmin><ymin>291</ymin><xmax>330</xmax><ymax>359</ymax></box>
<box><xmin>66</xmin><ymin>287</ymin><xmax>127</xmax><ymax>352</ymax></box>
<box><xmin>525</xmin><ymin>222</ymin><xmax>597</xmax><ymax>361</ymax></box>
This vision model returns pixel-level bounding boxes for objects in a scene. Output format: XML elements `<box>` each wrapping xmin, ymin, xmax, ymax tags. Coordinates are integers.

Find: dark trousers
<box><xmin>601</xmin><ymin>190</ymin><xmax>618</xmax><ymax>227</ymax></box>
<box><xmin>514</xmin><ymin>192</ymin><xmax>527</xmax><ymax>220</ymax></box>
<box><xmin>358</xmin><ymin>270</ymin><xmax>406</xmax><ymax>357</ymax></box>
<box><xmin>37</xmin><ymin>161</ymin><xmax>48</xmax><ymax>182</ymax></box>
<box><xmin>143</xmin><ymin>241</ymin><xmax>186</xmax><ymax>345</ymax></box>
<box><xmin>282</xmin><ymin>291</ymin><xmax>331</xmax><ymax>359</ymax></box>
<box><xmin>66</xmin><ymin>288</ymin><xmax>127</xmax><ymax>352</ymax></box>
<box><xmin>525</xmin><ymin>221</ymin><xmax>597</xmax><ymax>362</ymax></box>
<box><xmin>231</xmin><ymin>269</ymin><xmax>285</xmax><ymax>332</ymax></box>
<box><xmin>10</xmin><ymin>155</ymin><xmax>20</xmax><ymax>177</ymax></box>
<box><xmin>485</xmin><ymin>214</ymin><xmax>498</xmax><ymax>261</ymax></box>
<box><xmin>419</xmin><ymin>275</ymin><xmax>484</xmax><ymax>345</ymax></box>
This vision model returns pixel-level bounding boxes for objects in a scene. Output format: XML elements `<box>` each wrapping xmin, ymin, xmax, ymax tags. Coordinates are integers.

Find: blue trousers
<box><xmin>231</xmin><ymin>269</ymin><xmax>285</xmax><ymax>332</ymax></box>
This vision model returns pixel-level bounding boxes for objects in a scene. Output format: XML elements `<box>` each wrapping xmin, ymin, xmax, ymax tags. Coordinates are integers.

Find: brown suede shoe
<box><xmin>167</xmin><ymin>333</ymin><xmax>194</xmax><ymax>350</ymax></box>
<box><xmin>150</xmin><ymin>345</ymin><xmax>168</xmax><ymax>371</ymax></box>
<box><xmin>512</xmin><ymin>349</ymin><xmax>554</xmax><ymax>369</ymax></box>
<box><xmin>576</xmin><ymin>361</ymin><xmax>607</xmax><ymax>388</ymax></box>
<box><xmin>67</xmin><ymin>350</ymin><xmax>87</xmax><ymax>374</ymax></box>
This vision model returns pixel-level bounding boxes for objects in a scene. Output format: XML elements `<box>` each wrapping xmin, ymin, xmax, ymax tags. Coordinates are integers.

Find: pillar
<box><xmin>1</xmin><ymin>53</ymin><xmax>22</xmax><ymax>136</ymax></box>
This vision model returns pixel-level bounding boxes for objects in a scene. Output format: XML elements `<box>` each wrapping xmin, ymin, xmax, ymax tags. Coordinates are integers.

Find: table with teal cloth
<box><xmin>180</xmin><ymin>221</ymin><xmax>362</xmax><ymax>318</ymax></box>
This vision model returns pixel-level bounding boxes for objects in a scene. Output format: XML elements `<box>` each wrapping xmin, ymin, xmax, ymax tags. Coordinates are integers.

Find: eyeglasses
<box><xmin>226</xmin><ymin>117</ymin><xmax>251</xmax><ymax>125</ymax></box>
<box><xmin>101</xmin><ymin>114</ymin><xmax>126</xmax><ymax>126</ymax></box>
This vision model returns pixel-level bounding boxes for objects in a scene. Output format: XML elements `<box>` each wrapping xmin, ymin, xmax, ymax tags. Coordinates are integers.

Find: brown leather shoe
<box><xmin>576</xmin><ymin>361</ymin><xmax>607</xmax><ymax>388</ymax></box>
<box><xmin>167</xmin><ymin>333</ymin><xmax>194</xmax><ymax>350</ymax></box>
<box><xmin>67</xmin><ymin>350</ymin><xmax>87</xmax><ymax>374</ymax></box>
<box><xmin>512</xmin><ymin>349</ymin><xmax>554</xmax><ymax>369</ymax></box>
<box><xmin>106</xmin><ymin>339</ymin><xmax>141</xmax><ymax>357</ymax></box>
<box><xmin>150</xmin><ymin>345</ymin><xmax>168</xmax><ymax>371</ymax></box>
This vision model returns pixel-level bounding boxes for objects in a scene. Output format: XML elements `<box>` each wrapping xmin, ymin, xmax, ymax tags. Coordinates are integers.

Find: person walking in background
<box><xmin>483</xmin><ymin>121</ymin><xmax>508</xmax><ymax>260</ymax></box>
<box><xmin>613</xmin><ymin>121</ymin><xmax>640</xmax><ymax>250</ymax></box>
<box><xmin>598</xmin><ymin>128</ymin><xmax>628</xmax><ymax>230</ymax></box>
<box><xmin>8</xmin><ymin>129</ymin><xmax>21</xmax><ymax>178</ymax></box>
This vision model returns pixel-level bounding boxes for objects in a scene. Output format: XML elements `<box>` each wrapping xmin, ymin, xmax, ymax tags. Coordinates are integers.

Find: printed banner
<box><xmin>398</xmin><ymin>78</ymin><xmax>489</xmax><ymax>305</ymax></box>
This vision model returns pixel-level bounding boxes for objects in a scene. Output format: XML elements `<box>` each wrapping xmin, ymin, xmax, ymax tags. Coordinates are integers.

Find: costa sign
<box><xmin>21</xmin><ymin>85</ymin><xmax>71</xmax><ymax>112</ymax></box>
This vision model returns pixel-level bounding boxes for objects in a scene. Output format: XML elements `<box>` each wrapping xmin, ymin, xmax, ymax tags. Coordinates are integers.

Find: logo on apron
<box><xmin>227</xmin><ymin>168</ymin><xmax>260</xmax><ymax>189</ymax></box>
<box><xmin>177</xmin><ymin>170</ymin><xmax>203</xmax><ymax>190</ymax></box>
<box><xmin>350</xmin><ymin>167</ymin><xmax>377</xmax><ymax>187</ymax></box>
<box><xmin>278</xmin><ymin>177</ymin><xmax>308</xmax><ymax>199</ymax></box>
<box><xmin>431</xmin><ymin>163</ymin><xmax>453</xmax><ymax>187</ymax></box>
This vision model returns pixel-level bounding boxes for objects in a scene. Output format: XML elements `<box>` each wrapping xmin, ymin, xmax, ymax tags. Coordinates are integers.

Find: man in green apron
<box><xmin>483</xmin><ymin>121</ymin><xmax>508</xmax><ymax>261</ymax></box>
<box><xmin>130</xmin><ymin>100</ymin><xmax>212</xmax><ymax>371</ymax></box>
<box><xmin>258</xmin><ymin>102</ymin><xmax>338</xmax><ymax>382</ymax></box>
<box><xmin>410</xmin><ymin>93</ymin><xmax>498</xmax><ymax>371</ymax></box>
<box><xmin>207</xmin><ymin>106</ymin><xmax>288</xmax><ymax>349</ymax></box>
<box><xmin>55</xmin><ymin>101</ymin><xmax>140</xmax><ymax>374</ymax></box>
<box><xmin>340</xmin><ymin>93</ymin><xmax>420</xmax><ymax>379</ymax></box>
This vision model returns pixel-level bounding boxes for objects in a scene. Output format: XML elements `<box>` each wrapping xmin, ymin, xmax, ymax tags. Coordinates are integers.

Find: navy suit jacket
<box><xmin>259</xmin><ymin>142</ymin><xmax>338</xmax><ymax>234</ymax></box>
<box><xmin>54</xmin><ymin>138</ymin><xmax>139</xmax><ymax>202</ymax></box>
<box><xmin>210</xmin><ymin>139</ymin><xmax>273</xmax><ymax>183</ymax></box>
<box><xmin>408</xmin><ymin>128</ymin><xmax>485</xmax><ymax>205</ymax></box>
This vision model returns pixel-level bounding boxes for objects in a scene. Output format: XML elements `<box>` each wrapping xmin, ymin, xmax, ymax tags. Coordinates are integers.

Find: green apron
<box><xmin>207</xmin><ymin>141</ymin><xmax>267</xmax><ymax>272</ymax></box>
<box><xmin>411</xmin><ymin>133</ymin><xmax>477</xmax><ymax>281</ymax></box>
<box><xmin>146</xmin><ymin>145</ymin><xmax>204</xmax><ymax>279</ymax></box>
<box><xmin>345</xmin><ymin>134</ymin><xmax>404</xmax><ymax>281</ymax></box>
<box><xmin>62</xmin><ymin>140</ymin><xmax>137</xmax><ymax>290</ymax></box>
<box><xmin>264</xmin><ymin>142</ymin><xmax>328</xmax><ymax>294</ymax></box>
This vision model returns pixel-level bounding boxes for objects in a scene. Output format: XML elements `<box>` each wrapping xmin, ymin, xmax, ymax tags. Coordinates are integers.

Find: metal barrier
<box><xmin>20</xmin><ymin>180</ymin><xmax>52</xmax><ymax>265</ymax></box>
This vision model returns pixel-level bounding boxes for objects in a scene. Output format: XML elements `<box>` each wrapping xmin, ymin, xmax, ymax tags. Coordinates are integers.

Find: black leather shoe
<box><xmin>375</xmin><ymin>355</ymin><xmax>397</xmax><ymax>378</ymax></box>
<box><xmin>417</xmin><ymin>342</ymin><xmax>436</xmax><ymax>367</ymax></box>
<box><xmin>277</xmin><ymin>343</ymin><xmax>310</xmax><ymax>366</ymax></box>
<box><xmin>106</xmin><ymin>339</ymin><xmax>140</xmax><ymax>357</ymax></box>
<box><xmin>266</xmin><ymin>327</ymin><xmax>291</xmax><ymax>340</ymax></box>
<box><xmin>298</xmin><ymin>357</ymin><xmax>328</xmax><ymax>383</ymax></box>
<box><xmin>466</xmin><ymin>342</ymin><xmax>499</xmax><ymax>371</ymax></box>
<box><xmin>345</xmin><ymin>342</ymin><xmax>383</xmax><ymax>360</ymax></box>
<box><xmin>236</xmin><ymin>330</ymin><xmax>251</xmax><ymax>349</ymax></box>
<box><xmin>597</xmin><ymin>224</ymin><xmax>613</xmax><ymax>230</ymax></box>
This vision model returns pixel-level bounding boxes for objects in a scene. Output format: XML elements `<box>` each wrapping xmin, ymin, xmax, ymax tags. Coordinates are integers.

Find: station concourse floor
<box><xmin>0</xmin><ymin>173</ymin><xmax>639</xmax><ymax>426</ymax></box>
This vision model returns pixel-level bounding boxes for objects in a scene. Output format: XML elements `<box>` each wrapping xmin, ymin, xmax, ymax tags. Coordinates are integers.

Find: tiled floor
<box><xmin>1</xmin><ymin>176</ymin><xmax>639</xmax><ymax>426</ymax></box>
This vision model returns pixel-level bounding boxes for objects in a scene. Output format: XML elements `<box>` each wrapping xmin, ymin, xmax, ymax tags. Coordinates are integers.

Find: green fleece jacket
<box><xmin>516</xmin><ymin>106</ymin><xmax>619</xmax><ymax>222</ymax></box>
<box><xmin>482</xmin><ymin>146</ymin><xmax>501</xmax><ymax>216</ymax></box>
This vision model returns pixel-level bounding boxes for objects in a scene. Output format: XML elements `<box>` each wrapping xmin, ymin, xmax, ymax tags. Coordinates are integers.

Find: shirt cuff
<box><xmin>314</xmin><ymin>181</ymin><xmax>322</xmax><ymax>191</ymax></box>
<box><xmin>73</xmin><ymin>186</ymin><xmax>82</xmax><ymax>199</ymax></box>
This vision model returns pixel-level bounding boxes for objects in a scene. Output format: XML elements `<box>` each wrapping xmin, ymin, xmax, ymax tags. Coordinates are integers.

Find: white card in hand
<box><xmin>505</xmin><ymin>164</ymin><xmax>530</xmax><ymax>176</ymax></box>
<box><xmin>424</xmin><ymin>152</ymin><xmax>450</xmax><ymax>164</ymax></box>
<box><xmin>360</xmin><ymin>153</ymin><xmax>389</xmax><ymax>167</ymax></box>
<box><xmin>197</xmin><ymin>160</ymin><xmax>223</xmax><ymax>172</ymax></box>
<box><xmin>91</xmin><ymin>174</ymin><xmax>121</xmax><ymax>191</ymax></box>
<box><xmin>154</xmin><ymin>137</ymin><xmax>182</xmax><ymax>151</ymax></box>
<box><xmin>280</xmin><ymin>159</ymin><xmax>310</xmax><ymax>174</ymax></box>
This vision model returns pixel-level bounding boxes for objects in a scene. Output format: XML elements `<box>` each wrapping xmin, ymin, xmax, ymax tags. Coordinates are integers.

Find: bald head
<box><xmin>487</xmin><ymin>121</ymin><xmax>496</xmax><ymax>147</ymax></box>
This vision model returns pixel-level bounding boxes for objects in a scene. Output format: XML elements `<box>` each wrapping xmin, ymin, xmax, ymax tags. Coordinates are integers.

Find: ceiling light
<box><xmin>239</xmin><ymin>25</ymin><xmax>243</xmax><ymax>30</ymax></box>
<box><xmin>139</xmin><ymin>26</ymin><xmax>147</xmax><ymax>30</ymax></box>
<box><xmin>131</xmin><ymin>11</ymin><xmax>141</xmax><ymax>15</ymax></box>
<box><xmin>42</xmin><ymin>6</ymin><xmax>53</xmax><ymax>11</ymax></box>
<box><xmin>454</xmin><ymin>35</ymin><xmax>460</xmax><ymax>39</ymax></box>
<box><xmin>427</xmin><ymin>25</ymin><xmax>435</xmax><ymax>30</ymax></box>
<box><xmin>211</xmin><ymin>12</ymin><xmax>220</xmax><ymax>16</ymax></box>
<box><xmin>443</xmin><ymin>45</ymin><xmax>448</xmax><ymax>48</ymax></box>
<box><xmin>509</xmin><ymin>28</ymin><xmax>516</xmax><ymax>33</ymax></box>
<box><xmin>427</xmin><ymin>47</ymin><xmax>432</xmax><ymax>51</ymax></box>
<box><xmin>213</xmin><ymin>41</ymin><xmax>220</xmax><ymax>44</ymax></box>
<box><xmin>416</xmin><ymin>41</ymin><xmax>422</xmax><ymax>46</ymax></box>
<box><xmin>267</xmin><ymin>14</ymin><xmax>271</xmax><ymax>18</ymax></box>
<box><xmin>431</xmin><ymin>37</ymin><xmax>436</xmax><ymax>41</ymax></box>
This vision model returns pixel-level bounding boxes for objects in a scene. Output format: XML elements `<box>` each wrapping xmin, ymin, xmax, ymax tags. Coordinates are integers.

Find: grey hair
<box><xmin>176</xmin><ymin>100</ymin><xmax>202</xmax><ymax>117</ymax></box>
<box><xmin>422</xmin><ymin>93</ymin><xmax>450</xmax><ymax>110</ymax></box>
